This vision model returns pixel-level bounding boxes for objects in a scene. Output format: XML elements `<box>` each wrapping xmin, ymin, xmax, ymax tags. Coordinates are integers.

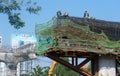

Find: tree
<box><xmin>42</xmin><ymin>66</ymin><xmax>50</xmax><ymax>76</ymax></box>
<box><xmin>23</xmin><ymin>65</ymin><xmax>49</xmax><ymax>76</ymax></box>
<box><xmin>0</xmin><ymin>0</ymin><xmax>41</xmax><ymax>29</ymax></box>
<box><xmin>32</xmin><ymin>65</ymin><xmax>44</xmax><ymax>76</ymax></box>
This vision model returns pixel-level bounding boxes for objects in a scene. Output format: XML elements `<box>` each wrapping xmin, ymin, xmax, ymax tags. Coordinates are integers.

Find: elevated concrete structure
<box><xmin>0</xmin><ymin>43</ymin><xmax>36</xmax><ymax>76</ymax></box>
<box><xmin>0</xmin><ymin>36</ymin><xmax>2</xmax><ymax>48</ymax></box>
<box><xmin>99</xmin><ymin>56</ymin><xmax>116</xmax><ymax>76</ymax></box>
<box><xmin>36</xmin><ymin>16</ymin><xmax>120</xmax><ymax>76</ymax></box>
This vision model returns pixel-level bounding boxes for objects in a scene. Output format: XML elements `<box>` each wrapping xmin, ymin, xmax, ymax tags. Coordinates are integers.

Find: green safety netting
<box><xmin>35</xmin><ymin>19</ymin><xmax>55</xmax><ymax>55</ymax></box>
<box><xmin>35</xmin><ymin>16</ymin><xmax>120</xmax><ymax>56</ymax></box>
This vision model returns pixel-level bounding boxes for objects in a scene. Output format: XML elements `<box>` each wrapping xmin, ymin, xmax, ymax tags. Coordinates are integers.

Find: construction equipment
<box><xmin>49</xmin><ymin>61</ymin><xmax>57</xmax><ymax>76</ymax></box>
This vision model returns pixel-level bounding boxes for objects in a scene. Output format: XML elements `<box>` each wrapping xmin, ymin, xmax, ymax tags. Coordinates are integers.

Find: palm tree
<box><xmin>23</xmin><ymin>65</ymin><xmax>49</xmax><ymax>76</ymax></box>
<box><xmin>32</xmin><ymin>65</ymin><xmax>43</xmax><ymax>76</ymax></box>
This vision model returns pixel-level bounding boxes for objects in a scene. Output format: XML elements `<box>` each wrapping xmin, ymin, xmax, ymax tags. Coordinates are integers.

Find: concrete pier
<box><xmin>6</xmin><ymin>63</ymin><xmax>17</xmax><ymax>76</ymax></box>
<box><xmin>98</xmin><ymin>56</ymin><xmax>116</xmax><ymax>76</ymax></box>
<box><xmin>0</xmin><ymin>43</ymin><xmax>36</xmax><ymax>76</ymax></box>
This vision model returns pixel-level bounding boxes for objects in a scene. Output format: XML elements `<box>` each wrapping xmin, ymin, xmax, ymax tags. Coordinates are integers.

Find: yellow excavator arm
<box><xmin>49</xmin><ymin>61</ymin><xmax>57</xmax><ymax>76</ymax></box>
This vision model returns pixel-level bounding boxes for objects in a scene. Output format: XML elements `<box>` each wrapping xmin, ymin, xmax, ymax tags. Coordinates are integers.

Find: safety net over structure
<box><xmin>35</xmin><ymin>16</ymin><xmax>120</xmax><ymax>56</ymax></box>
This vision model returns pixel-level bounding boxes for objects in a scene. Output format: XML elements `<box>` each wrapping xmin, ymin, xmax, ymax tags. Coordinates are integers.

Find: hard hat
<box><xmin>58</xmin><ymin>9</ymin><xmax>61</xmax><ymax>11</ymax></box>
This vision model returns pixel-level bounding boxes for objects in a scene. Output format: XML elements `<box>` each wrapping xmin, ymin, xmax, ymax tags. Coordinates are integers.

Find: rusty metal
<box><xmin>72</xmin><ymin>57</ymin><xmax>74</xmax><ymax>66</ymax></box>
<box><xmin>91</xmin><ymin>55</ymin><xmax>98</xmax><ymax>76</ymax></box>
<box><xmin>75</xmin><ymin>57</ymin><xmax>78</xmax><ymax>66</ymax></box>
<box><xmin>44</xmin><ymin>50</ymin><xmax>100</xmax><ymax>76</ymax></box>
<box><xmin>76</xmin><ymin>58</ymin><xmax>91</xmax><ymax>69</ymax></box>
<box><xmin>45</xmin><ymin>51</ymin><xmax>92</xmax><ymax>76</ymax></box>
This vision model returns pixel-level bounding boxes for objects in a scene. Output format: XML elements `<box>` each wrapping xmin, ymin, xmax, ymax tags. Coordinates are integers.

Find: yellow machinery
<box><xmin>49</xmin><ymin>61</ymin><xmax>57</xmax><ymax>76</ymax></box>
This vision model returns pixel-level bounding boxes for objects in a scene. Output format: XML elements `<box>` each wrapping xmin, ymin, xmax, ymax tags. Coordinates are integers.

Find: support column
<box><xmin>91</xmin><ymin>55</ymin><xmax>98</xmax><ymax>76</ymax></box>
<box><xmin>75</xmin><ymin>57</ymin><xmax>78</xmax><ymax>66</ymax></box>
<box><xmin>98</xmin><ymin>56</ymin><xmax>116</xmax><ymax>76</ymax></box>
<box><xmin>6</xmin><ymin>63</ymin><xmax>17</xmax><ymax>76</ymax></box>
<box><xmin>72</xmin><ymin>57</ymin><xmax>74</xmax><ymax>66</ymax></box>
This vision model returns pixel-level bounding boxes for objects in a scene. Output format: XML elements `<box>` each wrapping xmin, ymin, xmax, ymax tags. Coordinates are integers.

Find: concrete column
<box><xmin>6</xmin><ymin>63</ymin><xmax>17</xmax><ymax>76</ymax></box>
<box><xmin>98</xmin><ymin>56</ymin><xmax>116</xmax><ymax>76</ymax></box>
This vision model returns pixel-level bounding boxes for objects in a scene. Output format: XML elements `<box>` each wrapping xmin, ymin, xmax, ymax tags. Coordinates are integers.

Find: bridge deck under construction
<box><xmin>35</xmin><ymin>16</ymin><xmax>120</xmax><ymax>76</ymax></box>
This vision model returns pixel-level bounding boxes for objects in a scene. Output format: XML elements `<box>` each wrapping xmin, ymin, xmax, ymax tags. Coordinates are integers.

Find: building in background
<box><xmin>11</xmin><ymin>34</ymin><xmax>36</xmax><ymax>49</ymax></box>
<box><xmin>0</xmin><ymin>36</ymin><xmax>2</xmax><ymax>48</ymax></box>
<box><xmin>11</xmin><ymin>34</ymin><xmax>37</xmax><ymax>76</ymax></box>
<box><xmin>0</xmin><ymin>62</ymin><xmax>6</xmax><ymax>76</ymax></box>
<box><xmin>0</xmin><ymin>36</ymin><xmax>6</xmax><ymax>76</ymax></box>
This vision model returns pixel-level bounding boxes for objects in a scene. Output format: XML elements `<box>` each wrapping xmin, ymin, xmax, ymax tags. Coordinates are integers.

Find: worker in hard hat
<box><xmin>83</xmin><ymin>10</ymin><xmax>89</xmax><ymax>24</ymax></box>
<box><xmin>84</xmin><ymin>10</ymin><xmax>89</xmax><ymax>19</ymax></box>
<box><xmin>57</xmin><ymin>9</ymin><xmax>62</xmax><ymax>17</ymax></box>
<box><xmin>56</xmin><ymin>9</ymin><xmax>62</xmax><ymax>25</ymax></box>
<box><xmin>63</xmin><ymin>12</ymin><xmax>69</xmax><ymax>17</ymax></box>
<box><xmin>90</xmin><ymin>17</ymin><xmax>95</xmax><ymax>20</ymax></box>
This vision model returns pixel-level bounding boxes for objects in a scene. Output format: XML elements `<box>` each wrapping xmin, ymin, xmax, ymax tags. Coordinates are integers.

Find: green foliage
<box><xmin>33</xmin><ymin>65</ymin><xmax>43</xmax><ymax>76</ymax></box>
<box><xmin>8</xmin><ymin>13</ymin><xmax>25</xmax><ymax>29</ymax></box>
<box><xmin>24</xmin><ymin>65</ymin><xmax>49</xmax><ymax>76</ymax></box>
<box><xmin>85</xmin><ymin>63</ymin><xmax>91</xmax><ymax>73</ymax></box>
<box><xmin>31</xmin><ymin>66</ymin><xmax>49</xmax><ymax>76</ymax></box>
<box><xmin>0</xmin><ymin>0</ymin><xmax>41</xmax><ymax>29</ymax></box>
<box><xmin>35</xmin><ymin>19</ymin><xmax>55</xmax><ymax>55</ymax></box>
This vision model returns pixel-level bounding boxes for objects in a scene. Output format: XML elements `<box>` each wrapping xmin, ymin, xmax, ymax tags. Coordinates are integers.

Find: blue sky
<box><xmin>0</xmin><ymin>0</ymin><xmax>120</xmax><ymax>46</ymax></box>
<box><xmin>0</xmin><ymin>0</ymin><xmax>120</xmax><ymax>67</ymax></box>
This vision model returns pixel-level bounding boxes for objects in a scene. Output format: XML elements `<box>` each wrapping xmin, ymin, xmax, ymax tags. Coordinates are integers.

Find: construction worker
<box><xmin>57</xmin><ymin>9</ymin><xmax>62</xmax><ymax>17</ymax></box>
<box><xmin>56</xmin><ymin>9</ymin><xmax>62</xmax><ymax>25</ymax></box>
<box><xmin>84</xmin><ymin>10</ymin><xmax>89</xmax><ymax>19</ymax></box>
<box><xmin>90</xmin><ymin>17</ymin><xmax>95</xmax><ymax>20</ymax></box>
<box><xmin>63</xmin><ymin>12</ymin><xmax>69</xmax><ymax>17</ymax></box>
<box><xmin>83</xmin><ymin>10</ymin><xmax>89</xmax><ymax>23</ymax></box>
